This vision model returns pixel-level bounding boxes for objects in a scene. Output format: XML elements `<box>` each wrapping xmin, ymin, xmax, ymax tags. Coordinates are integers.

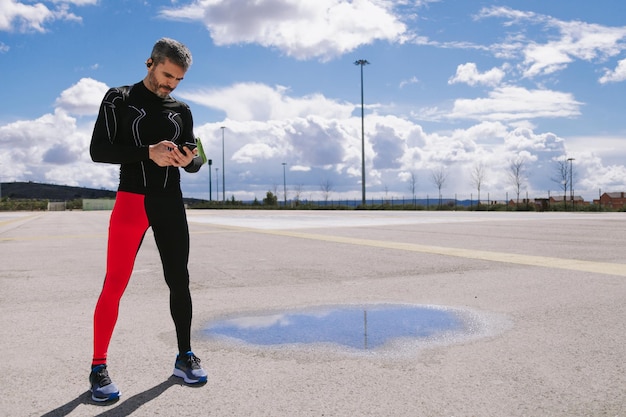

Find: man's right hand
<box><xmin>149</xmin><ymin>141</ymin><xmax>178</xmax><ymax>167</ymax></box>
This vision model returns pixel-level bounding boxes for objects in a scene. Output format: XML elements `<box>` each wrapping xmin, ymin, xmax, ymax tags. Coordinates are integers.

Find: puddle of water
<box><xmin>204</xmin><ymin>304</ymin><xmax>476</xmax><ymax>352</ymax></box>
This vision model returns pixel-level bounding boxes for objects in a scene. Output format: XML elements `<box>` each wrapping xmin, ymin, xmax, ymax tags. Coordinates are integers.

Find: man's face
<box><xmin>146</xmin><ymin>58</ymin><xmax>186</xmax><ymax>98</ymax></box>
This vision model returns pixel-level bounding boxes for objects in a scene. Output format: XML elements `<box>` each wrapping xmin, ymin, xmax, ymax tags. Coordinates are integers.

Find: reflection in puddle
<box><xmin>204</xmin><ymin>304</ymin><xmax>481</xmax><ymax>352</ymax></box>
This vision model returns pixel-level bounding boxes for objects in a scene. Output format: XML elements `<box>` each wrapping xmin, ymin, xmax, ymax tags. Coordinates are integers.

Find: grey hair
<box><xmin>149</xmin><ymin>38</ymin><xmax>193</xmax><ymax>71</ymax></box>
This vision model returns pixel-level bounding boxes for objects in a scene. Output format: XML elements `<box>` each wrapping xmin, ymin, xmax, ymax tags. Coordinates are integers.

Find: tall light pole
<box><xmin>282</xmin><ymin>162</ymin><xmax>287</xmax><ymax>206</ymax></box>
<box><xmin>567</xmin><ymin>157</ymin><xmax>575</xmax><ymax>211</ymax></box>
<box><xmin>221</xmin><ymin>126</ymin><xmax>226</xmax><ymax>202</ymax></box>
<box><xmin>215</xmin><ymin>167</ymin><xmax>219</xmax><ymax>200</ymax></box>
<box><xmin>208</xmin><ymin>159</ymin><xmax>213</xmax><ymax>201</ymax></box>
<box><xmin>354</xmin><ymin>59</ymin><xmax>369</xmax><ymax>206</ymax></box>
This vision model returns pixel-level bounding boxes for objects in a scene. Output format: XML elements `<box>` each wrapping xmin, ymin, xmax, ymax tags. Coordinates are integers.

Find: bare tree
<box><xmin>430</xmin><ymin>167</ymin><xmax>448</xmax><ymax>208</ymax></box>
<box><xmin>292</xmin><ymin>183</ymin><xmax>304</xmax><ymax>204</ymax></box>
<box><xmin>407</xmin><ymin>172</ymin><xmax>417</xmax><ymax>205</ymax></box>
<box><xmin>320</xmin><ymin>179</ymin><xmax>333</xmax><ymax>203</ymax></box>
<box><xmin>508</xmin><ymin>157</ymin><xmax>526</xmax><ymax>205</ymax></box>
<box><xmin>470</xmin><ymin>162</ymin><xmax>486</xmax><ymax>206</ymax></box>
<box><xmin>551</xmin><ymin>158</ymin><xmax>570</xmax><ymax>207</ymax></box>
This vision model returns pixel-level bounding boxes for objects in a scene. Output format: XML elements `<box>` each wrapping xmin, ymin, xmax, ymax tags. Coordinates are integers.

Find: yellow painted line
<box><xmin>0</xmin><ymin>233</ymin><xmax>107</xmax><ymax>242</ymax></box>
<box><xmin>0</xmin><ymin>213</ymin><xmax>41</xmax><ymax>227</ymax></box>
<box><xmin>0</xmin><ymin>222</ymin><xmax>238</xmax><ymax>241</ymax></box>
<box><xmin>253</xmin><ymin>228</ymin><xmax>626</xmax><ymax>277</ymax></box>
<box><xmin>0</xmin><ymin>227</ymin><xmax>235</xmax><ymax>242</ymax></box>
<box><xmin>4</xmin><ymin>218</ymin><xmax>623</xmax><ymax>277</ymax></box>
<box><xmin>189</xmin><ymin>226</ymin><xmax>245</xmax><ymax>235</ymax></box>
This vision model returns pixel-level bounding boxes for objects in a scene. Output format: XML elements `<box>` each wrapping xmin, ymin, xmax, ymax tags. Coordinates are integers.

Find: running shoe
<box><xmin>173</xmin><ymin>351</ymin><xmax>208</xmax><ymax>384</ymax></box>
<box><xmin>89</xmin><ymin>364</ymin><xmax>120</xmax><ymax>402</ymax></box>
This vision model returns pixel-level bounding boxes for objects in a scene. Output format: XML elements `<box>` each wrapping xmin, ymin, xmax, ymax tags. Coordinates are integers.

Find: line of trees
<box><xmin>263</xmin><ymin>157</ymin><xmax>575</xmax><ymax>208</ymax></box>
<box><xmin>404</xmin><ymin>156</ymin><xmax>575</xmax><ymax>207</ymax></box>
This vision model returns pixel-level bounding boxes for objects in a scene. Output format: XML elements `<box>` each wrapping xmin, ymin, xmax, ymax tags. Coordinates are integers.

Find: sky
<box><xmin>1</xmin><ymin>0</ymin><xmax>626</xmax><ymax>203</ymax></box>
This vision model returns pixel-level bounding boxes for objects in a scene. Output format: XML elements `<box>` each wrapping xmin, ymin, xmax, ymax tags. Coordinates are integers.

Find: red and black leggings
<box><xmin>92</xmin><ymin>190</ymin><xmax>192</xmax><ymax>365</ymax></box>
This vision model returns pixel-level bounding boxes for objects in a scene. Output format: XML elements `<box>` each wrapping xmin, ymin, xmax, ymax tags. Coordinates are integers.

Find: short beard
<box><xmin>147</xmin><ymin>71</ymin><xmax>172</xmax><ymax>98</ymax></box>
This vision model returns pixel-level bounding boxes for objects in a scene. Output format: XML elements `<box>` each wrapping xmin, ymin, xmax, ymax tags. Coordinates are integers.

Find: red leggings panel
<box><xmin>93</xmin><ymin>191</ymin><xmax>149</xmax><ymax>364</ymax></box>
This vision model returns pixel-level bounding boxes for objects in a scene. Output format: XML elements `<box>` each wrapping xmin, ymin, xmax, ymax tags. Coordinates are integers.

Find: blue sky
<box><xmin>1</xmin><ymin>0</ymin><xmax>626</xmax><ymax>202</ymax></box>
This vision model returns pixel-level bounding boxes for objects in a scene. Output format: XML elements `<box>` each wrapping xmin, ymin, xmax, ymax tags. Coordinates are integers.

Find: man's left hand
<box><xmin>171</xmin><ymin>145</ymin><xmax>198</xmax><ymax>167</ymax></box>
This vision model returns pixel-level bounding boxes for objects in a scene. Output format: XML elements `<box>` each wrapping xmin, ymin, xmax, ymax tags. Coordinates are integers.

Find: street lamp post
<box><xmin>215</xmin><ymin>167</ymin><xmax>219</xmax><ymax>200</ymax></box>
<box><xmin>282</xmin><ymin>162</ymin><xmax>287</xmax><ymax>206</ymax></box>
<box><xmin>354</xmin><ymin>59</ymin><xmax>369</xmax><ymax>206</ymax></box>
<box><xmin>208</xmin><ymin>159</ymin><xmax>213</xmax><ymax>201</ymax></box>
<box><xmin>221</xmin><ymin>126</ymin><xmax>226</xmax><ymax>202</ymax></box>
<box><xmin>567</xmin><ymin>157</ymin><xmax>575</xmax><ymax>211</ymax></box>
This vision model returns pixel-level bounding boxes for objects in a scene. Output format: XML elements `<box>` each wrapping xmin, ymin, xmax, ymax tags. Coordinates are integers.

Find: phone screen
<box><xmin>178</xmin><ymin>143</ymin><xmax>197</xmax><ymax>155</ymax></box>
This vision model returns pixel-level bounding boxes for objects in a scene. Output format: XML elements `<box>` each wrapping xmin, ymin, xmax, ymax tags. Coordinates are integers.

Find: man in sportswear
<box><xmin>88</xmin><ymin>37</ymin><xmax>207</xmax><ymax>402</ymax></box>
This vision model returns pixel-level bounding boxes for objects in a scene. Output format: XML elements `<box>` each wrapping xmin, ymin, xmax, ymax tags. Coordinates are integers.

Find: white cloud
<box><xmin>565</xmin><ymin>135</ymin><xmax>626</xmax><ymax>167</ymax></box>
<box><xmin>160</xmin><ymin>0</ymin><xmax>409</xmax><ymax>61</ymax></box>
<box><xmin>399</xmin><ymin>76</ymin><xmax>419</xmax><ymax>89</ymax></box>
<box><xmin>522</xmin><ymin>21</ymin><xmax>626</xmax><ymax>78</ymax></box>
<box><xmin>0</xmin><ymin>0</ymin><xmax>84</xmax><ymax>32</ymax></box>
<box><xmin>178</xmin><ymin>82</ymin><xmax>354</xmax><ymax>121</ymax></box>
<box><xmin>0</xmin><ymin>0</ymin><xmax>54</xmax><ymax>32</ymax></box>
<box><xmin>474</xmin><ymin>6</ymin><xmax>539</xmax><ymax>23</ymax></box>
<box><xmin>414</xmin><ymin>0</ymin><xmax>441</xmax><ymax>7</ymax></box>
<box><xmin>233</xmin><ymin>142</ymin><xmax>279</xmax><ymax>164</ymax></box>
<box><xmin>448</xmin><ymin>63</ymin><xmax>506</xmax><ymax>87</ymax></box>
<box><xmin>599</xmin><ymin>58</ymin><xmax>626</xmax><ymax>84</ymax></box>
<box><xmin>371</xmin><ymin>125</ymin><xmax>403</xmax><ymax>169</ymax></box>
<box><xmin>447</xmin><ymin>86</ymin><xmax>582</xmax><ymax>121</ymax></box>
<box><xmin>584</xmin><ymin>162</ymin><xmax>626</xmax><ymax>192</ymax></box>
<box><xmin>521</xmin><ymin>43</ymin><xmax>571</xmax><ymax>77</ymax></box>
<box><xmin>475</xmin><ymin>6</ymin><xmax>626</xmax><ymax>78</ymax></box>
<box><xmin>55</xmin><ymin>0</ymin><xmax>98</xmax><ymax>5</ymax></box>
<box><xmin>503</xmin><ymin>128</ymin><xmax>562</xmax><ymax>154</ymax></box>
<box><xmin>0</xmin><ymin>78</ymin><xmax>117</xmax><ymax>188</ymax></box>
<box><xmin>0</xmin><ymin>107</ymin><xmax>117</xmax><ymax>187</ymax></box>
<box><xmin>55</xmin><ymin>78</ymin><xmax>109</xmax><ymax>116</ymax></box>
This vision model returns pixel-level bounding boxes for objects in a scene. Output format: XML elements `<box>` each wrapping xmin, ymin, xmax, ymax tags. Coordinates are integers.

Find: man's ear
<box><xmin>146</xmin><ymin>59</ymin><xmax>153</xmax><ymax>68</ymax></box>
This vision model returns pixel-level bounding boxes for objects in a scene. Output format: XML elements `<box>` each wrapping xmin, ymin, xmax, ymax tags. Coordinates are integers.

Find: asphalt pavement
<box><xmin>1</xmin><ymin>210</ymin><xmax>624</xmax><ymax>416</ymax></box>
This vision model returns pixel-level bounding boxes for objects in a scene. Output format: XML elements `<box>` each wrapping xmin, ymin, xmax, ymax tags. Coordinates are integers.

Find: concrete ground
<box><xmin>0</xmin><ymin>210</ymin><xmax>624</xmax><ymax>417</ymax></box>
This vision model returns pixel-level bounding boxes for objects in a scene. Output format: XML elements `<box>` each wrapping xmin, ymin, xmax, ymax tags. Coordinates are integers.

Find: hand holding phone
<box><xmin>177</xmin><ymin>142</ymin><xmax>197</xmax><ymax>156</ymax></box>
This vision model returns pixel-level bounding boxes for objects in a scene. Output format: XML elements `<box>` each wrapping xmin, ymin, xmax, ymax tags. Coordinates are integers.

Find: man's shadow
<box><xmin>41</xmin><ymin>376</ymin><xmax>206</xmax><ymax>417</ymax></box>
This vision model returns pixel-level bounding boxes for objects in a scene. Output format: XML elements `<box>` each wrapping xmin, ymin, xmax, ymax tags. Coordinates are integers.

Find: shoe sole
<box><xmin>173</xmin><ymin>368</ymin><xmax>207</xmax><ymax>384</ymax></box>
<box><xmin>90</xmin><ymin>389</ymin><xmax>121</xmax><ymax>402</ymax></box>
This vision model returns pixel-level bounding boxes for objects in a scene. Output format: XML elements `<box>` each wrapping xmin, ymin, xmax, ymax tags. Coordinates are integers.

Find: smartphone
<box><xmin>177</xmin><ymin>142</ymin><xmax>197</xmax><ymax>156</ymax></box>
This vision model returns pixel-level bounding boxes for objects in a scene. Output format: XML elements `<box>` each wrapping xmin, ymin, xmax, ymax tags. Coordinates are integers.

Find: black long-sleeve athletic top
<box><xmin>90</xmin><ymin>81</ymin><xmax>202</xmax><ymax>194</ymax></box>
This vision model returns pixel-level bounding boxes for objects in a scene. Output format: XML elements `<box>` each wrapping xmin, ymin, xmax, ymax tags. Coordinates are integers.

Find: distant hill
<box><xmin>0</xmin><ymin>182</ymin><xmax>116</xmax><ymax>201</ymax></box>
<box><xmin>0</xmin><ymin>182</ymin><xmax>205</xmax><ymax>205</ymax></box>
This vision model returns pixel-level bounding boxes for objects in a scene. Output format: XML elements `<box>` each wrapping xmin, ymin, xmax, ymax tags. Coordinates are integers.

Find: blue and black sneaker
<box><xmin>173</xmin><ymin>351</ymin><xmax>208</xmax><ymax>384</ymax></box>
<box><xmin>89</xmin><ymin>365</ymin><xmax>120</xmax><ymax>402</ymax></box>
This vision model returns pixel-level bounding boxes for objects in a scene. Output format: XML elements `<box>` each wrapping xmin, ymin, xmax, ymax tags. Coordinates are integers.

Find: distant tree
<box><xmin>430</xmin><ymin>167</ymin><xmax>448</xmax><ymax>208</ymax></box>
<box><xmin>470</xmin><ymin>162</ymin><xmax>486</xmax><ymax>206</ymax></box>
<box><xmin>508</xmin><ymin>157</ymin><xmax>526</xmax><ymax>205</ymax></box>
<box><xmin>263</xmin><ymin>191</ymin><xmax>278</xmax><ymax>206</ymax></box>
<box><xmin>407</xmin><ymin>172</ymin><xmax>417</xmax><ymax>205</ymax></box>
<box><xmin>292</xmin><ymin>184</ymin><xmax>304</xmax><ymax>204</ymax></box>
<box><xmin>320</xmin><ymin>179</ymin><xmax>333</xmax><ymax>203</ymax></box>
<box><xmin>551</xmin><ymin>158</ymin><xmax>570</xmax><ymax>206</ymax></box>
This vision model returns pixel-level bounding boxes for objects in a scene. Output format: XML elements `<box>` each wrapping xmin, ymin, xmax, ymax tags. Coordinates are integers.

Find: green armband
<box><xmin>196</xmin><ymin>137</ymin><xmax>208</xmax><ymax>164</ymax></box>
